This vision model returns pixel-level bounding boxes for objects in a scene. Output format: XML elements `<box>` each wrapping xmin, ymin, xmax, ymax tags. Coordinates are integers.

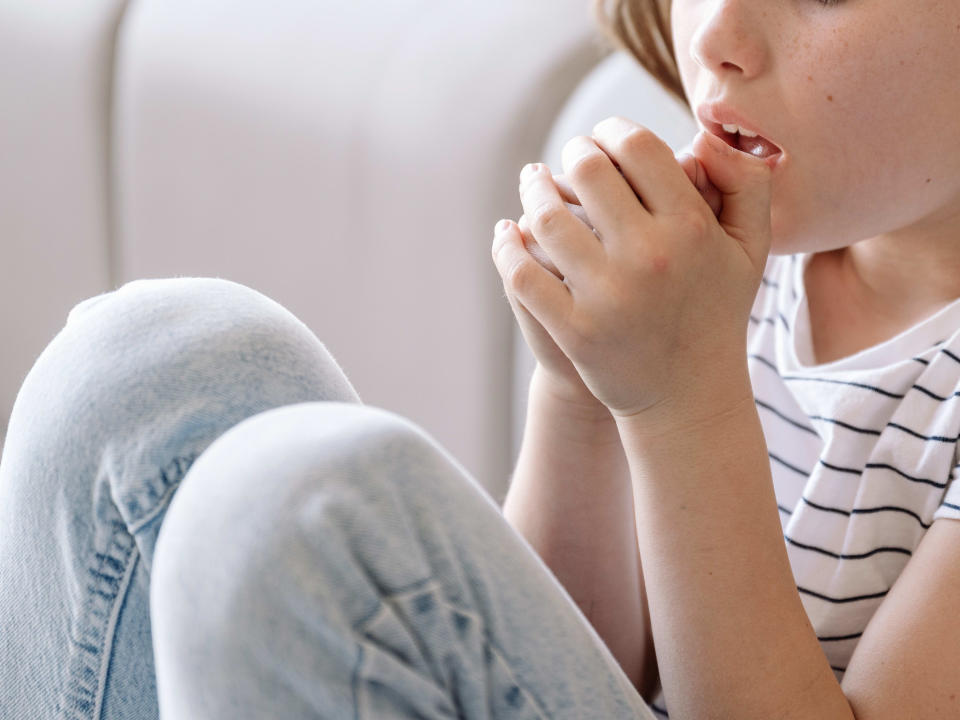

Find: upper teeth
<box><xmin>721</xmin><ymin>123</ymin><xmax>758</xmax><ymax>138</ymax></box>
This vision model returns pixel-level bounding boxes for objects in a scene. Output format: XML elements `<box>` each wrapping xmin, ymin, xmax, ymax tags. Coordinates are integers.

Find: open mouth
<box><xmin>714</xmin><ymin>124</ymin><xmax>782</xmax><ymax>160</ymax></box>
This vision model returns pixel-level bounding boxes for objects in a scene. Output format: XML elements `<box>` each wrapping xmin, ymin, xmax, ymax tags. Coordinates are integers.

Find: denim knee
<box><xmin>2</xmin><ymin>277</ymin><xmax>361</xmax><ymax>566</ymax></box>
<box><xmin>150</xmin><ymin>401</ymin><xmax>461</xmax><ymax>716</ymax></box>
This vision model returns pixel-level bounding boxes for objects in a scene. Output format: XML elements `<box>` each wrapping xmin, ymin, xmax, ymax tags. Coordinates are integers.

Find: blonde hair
<box><xmin>591</xmin><ymin>0</ymin><xmax>689</xmax><ymax>111</ymax></box>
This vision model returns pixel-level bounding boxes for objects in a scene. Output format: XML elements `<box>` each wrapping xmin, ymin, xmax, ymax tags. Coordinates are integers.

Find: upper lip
<box><xmin>695</xmin><ymin>102</ymin><xmax>782</xmax><ymax>153</ymax></box>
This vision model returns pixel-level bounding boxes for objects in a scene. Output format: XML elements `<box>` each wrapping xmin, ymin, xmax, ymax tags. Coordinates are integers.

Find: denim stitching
<box><xmin>127</xmin><ymin>453</ymin><xmax>200</xmax><ymax>534</ymax></box>
<box><xmin>60</xmin><ymin>521</ymin><xmax>136</xmax><ymax>720</ymax></box>
<box><xmin>59</xmin><ymin>454</ymin><xmax>198</xmax><ymax>719</ymax></box>
<box><xmin>91</xmin><ymin>552</ymin><xmax>140</xmax><ymax>719</ymax></box>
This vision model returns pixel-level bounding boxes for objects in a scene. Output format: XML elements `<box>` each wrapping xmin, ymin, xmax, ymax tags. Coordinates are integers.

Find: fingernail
<box><xmin>495</xmin><ymin>219</ymin><xmax>511</xmax><ymax>234</ymax></box>
<box><xmin>520</xmin><ymin>163</ymin><xmax>541</xmax><ymax>181</ymax></box>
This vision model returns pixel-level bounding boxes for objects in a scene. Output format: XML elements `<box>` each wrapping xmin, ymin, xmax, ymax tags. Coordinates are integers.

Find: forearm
<box><xmin>501</xmin><ymin>365</ymin><xmax>657</xmax><ymax>698</ymax></box>
<box><xmin>615</xmin><ymin>372</ymin><xmax>854</xmax><ymax>720</ymax></box>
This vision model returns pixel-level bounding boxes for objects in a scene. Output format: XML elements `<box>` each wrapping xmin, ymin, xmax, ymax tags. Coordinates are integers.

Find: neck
<box><xmin>831</xmin><ymin>230</ymin><xmax>960</xmax><ymax>322</ymax></box>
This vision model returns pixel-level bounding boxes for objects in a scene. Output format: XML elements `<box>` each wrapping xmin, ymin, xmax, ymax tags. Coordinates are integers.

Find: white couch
<box><xmin>0</xmin><ymin>0</ymin><xmax>697</xmax><ymax>502</ymax></box>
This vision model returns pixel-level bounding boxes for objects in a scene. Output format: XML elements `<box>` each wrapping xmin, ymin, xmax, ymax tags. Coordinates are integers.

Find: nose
<box><xmin>688</xmin><ymin>0</ymin><xmax>770</xmax><ymax>80</ymax></box>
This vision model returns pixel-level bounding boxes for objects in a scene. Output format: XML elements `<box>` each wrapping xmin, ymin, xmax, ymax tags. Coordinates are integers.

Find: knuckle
<box><xmin>566</xmin><ymin>146</ymin><xmax>607</xmax><ymax>181</ymax></box>
<box><xmin>529</xmin><ymin>201</ymin><xmax>566</xmax><ymax>235</ymax></box>
<box><xmin>673</xmin><ymin>210</ymin><xmax>710</xmax><ymax>240</ymax></box>
<box><xmin>505</xmin><ymin>256</ymin><xmax>535</xmax><ymax>293</ymax></box>
<box><xmin>619</xmin><ymin>126</ymin><xmax>660</xmax><ymax>157</ymax></box>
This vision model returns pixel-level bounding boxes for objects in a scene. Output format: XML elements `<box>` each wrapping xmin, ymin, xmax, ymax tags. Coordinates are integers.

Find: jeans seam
<box><xmin>61</xmin><ymin>453</ymin><xmax>198</xmax><ymax>719</ymax></box>
<box><xmin>61</xmin><ymin>521</ymin><xmax>137</xmax><ymax>720</ymax></box>
<box><xmin>127</xmin><ymin>452</ymin><xmax>200</xmax><ymax>534</ymax></box>
<box><xmin>92</xmin><ymin>551</ymin><xmax>139</xmax><ymax>720</ymax></box>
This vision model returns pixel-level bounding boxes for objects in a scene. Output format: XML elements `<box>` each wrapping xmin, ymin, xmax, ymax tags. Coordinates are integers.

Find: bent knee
<box><xmin>63</xmin><ymin>277</ymin><xmax>323</xmax><ymax>369</ymax></box>
<box><xmin>151</xmin><ymin>403</ymin><xmax>451</xmax><ymax>565</ymax></box>
<box><xmin>3</xmin><ymin>279</ymin><xmax>360</xmax><ymax>529</ymax></box>
<box><xmin>160</xmin><ymin>402</ymin><xmax>438</xmax><ymax>520</ymax></box>
<box><xmin>152</xmin><ymin>402</ymin><xmax>477</xmax><ymax>576</ymax></box>
<box><xmin>15</xmin><ymin>277</ymin><xmax>360</xmax><ymax>431</ymax></box>
<box><xmin>150</xmin><ymin>402</ymin><xmax>449</xmax><ymax>634</ymax></box>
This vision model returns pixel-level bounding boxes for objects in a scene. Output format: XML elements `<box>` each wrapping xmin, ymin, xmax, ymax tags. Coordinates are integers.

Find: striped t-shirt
<box><xmin>647</xmin><ymin>251</ymin><xmax>960</xmax><ymax>718</ymax></box>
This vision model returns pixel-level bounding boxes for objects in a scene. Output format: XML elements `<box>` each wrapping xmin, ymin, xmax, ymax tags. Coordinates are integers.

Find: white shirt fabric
<box><xmin>647</xmin><ymin>252</ymin><xmax>960</xmax><ymax>718</ymax></box>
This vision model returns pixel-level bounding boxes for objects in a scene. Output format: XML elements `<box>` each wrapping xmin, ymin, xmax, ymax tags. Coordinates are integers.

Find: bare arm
<box><xmin>501</xmin><ymin>365</ymin><xmax>659</xmax><ymax>701</ymax></box>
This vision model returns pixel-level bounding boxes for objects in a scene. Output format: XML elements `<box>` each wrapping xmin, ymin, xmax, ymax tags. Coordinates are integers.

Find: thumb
<box><xmin>690</xmin><ymin>128</ymin><xmax>773</xmax><ymax>259</ymax></box>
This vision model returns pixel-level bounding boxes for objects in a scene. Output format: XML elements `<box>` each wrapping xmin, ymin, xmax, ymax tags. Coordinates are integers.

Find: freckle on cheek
<box><xmin>826</xmin><ymin>94</ymin><xmax>833</xmax><ymax>102</ymax></box>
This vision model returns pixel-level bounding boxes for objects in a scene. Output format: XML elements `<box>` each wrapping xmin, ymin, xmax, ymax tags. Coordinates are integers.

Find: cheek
<box><xmin>671</xmin><ymin>1</ymin><xmax>699</xmax><ymax>96</ymax></box>
<box><xmin>784</xmin><ymin>32</ymin><xmax>907</xmax><ymax>201</ymax></box>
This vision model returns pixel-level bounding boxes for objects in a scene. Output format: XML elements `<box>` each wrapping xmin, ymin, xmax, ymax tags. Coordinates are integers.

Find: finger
<box><xmin>552</xmin><ymin>173</ymin><xmax>581</xmax><ymax>206</ymax></box>
<box><xmin>518</xmin><ymin>163</ymin><xmax>605</xmax><ymax>285</ymax></box>
<box><xmin>676</xmin><ymin>151</ymin><xmax>722</xmax><ymax>218</ymax></box>
<box><xmin>517</xmin><ymin>215</ymin><xmax>562</xmax><ymax>279</ymax></box>
<box><xmin>492</xmin><ymin>218</ymin><xmax>574</xmax><ymax>337</ymax></box>
<box><xmin>559</xmin><ymin>135</ymin><xmax>653</xmax><ymax>256</ymax></box>
<box><xmin>520</xmin><ymin>173</ymin><xmax>580</xmax><ymax>206</ymax></box>
<box><xmin>591</xmin><ymin>116</ymin><xmax>702</xmax><ymax>217</ymax></box>
<box><xmin>519</xmin><ymin>207</ymin><xmax>601</xmax><ymax>279</ymax></box>
<box><xmin>524</xmin><ymin>201</ymin><xmax>597</xmax><ymax>237</ymax></box>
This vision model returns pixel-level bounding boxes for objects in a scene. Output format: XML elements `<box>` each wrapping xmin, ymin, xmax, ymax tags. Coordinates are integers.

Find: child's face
<box><xmin>672</xmin><ymin>0</ymin><xmax>960</xmax><ymax>255</ymax></box>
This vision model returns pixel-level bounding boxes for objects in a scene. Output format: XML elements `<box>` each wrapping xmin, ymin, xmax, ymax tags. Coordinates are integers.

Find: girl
<box><xmin>496</xmin><ymin>0</ymin><xmax>960</xmax><ymax>718</ymax></box>
<box><xmin>1</xmin><ymin>3</ymin><xmax>957</xmax><ymax>720</ymax></box>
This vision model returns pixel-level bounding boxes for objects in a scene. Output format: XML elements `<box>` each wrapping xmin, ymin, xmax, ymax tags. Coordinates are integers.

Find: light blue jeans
<box><xmin>0</xmin><ymin>278</ymin><xmax>660</xmax><ymax>719</ymax></box>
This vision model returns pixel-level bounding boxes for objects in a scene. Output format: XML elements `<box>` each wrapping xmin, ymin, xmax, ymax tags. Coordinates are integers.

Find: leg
<box><xmin>151</xmin><ymin>402</ymin><xmax>659</xmax><ymax>719</ymax></box>
<box><xmin>0</xmin><ymin>277</ymin><xmax>360</xmax><ymax>719</ymax></box>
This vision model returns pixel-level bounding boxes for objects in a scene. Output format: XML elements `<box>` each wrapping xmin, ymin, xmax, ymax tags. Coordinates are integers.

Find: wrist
<box><xmin>613</xmin><ymin>374</ymin><xmax>756</xmax><ymax>445</ymax></box>
<box><xmin>529</xmin><ymin>364</ymin><xmax>614</xmax><ymax>427</ymax></box>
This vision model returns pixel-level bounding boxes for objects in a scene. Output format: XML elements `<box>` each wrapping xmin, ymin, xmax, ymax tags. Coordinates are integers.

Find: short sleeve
<box><xmin>933</xmin><ymin>444</ymin><xmax>960</xmax><ymax>522</ymax></box>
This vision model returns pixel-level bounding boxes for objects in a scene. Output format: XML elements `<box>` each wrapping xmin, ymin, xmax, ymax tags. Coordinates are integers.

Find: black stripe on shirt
<box><xmin>912</xmin><ymin>385</ymin><xmax>960</xmax><ymax>402</ymax></box>
<box><xmin>769</xmin><ymin>451</ymin><xmax>813</xmax><ymax>477</ymax></box>
<box><xmin>885</xmin><ymin>422</ymin><xmax>959</xmax><ymax>443</ymax></box>
<box><xmin>784</xmin><ymin>534</ymin><xmax>912</xmax><ymax>560</ymax></box>
<box><xmin>818</xmin><ymin>631</ymin><xmax>864</xmax><ymax>642</ymax></box>
<box><xmin>777</xmin><ymin>498</ymin><xmax>933</xmax><ymax>530</ymax></box>
<box><xmin>749</xmin><ymin>313</ymin><xmax>777</xmax><ymax>327</ymax></box>
<box><xmin>747</xmin><ymin>353</ymin><xmax>779</xmax><ymax>373</ymax></box>
<box><xmin>802</xmin><ymin>497</ymin><xmax>932</xmax><ymax>529</ymax></box>
<box><xmin>748</xmin><ymin>312</ymin><xmax>791</xmax><ymax>332</ymax></box>
<box><xmin>818</xmin><ymin>458</ymin><xmax>950</xmax><ymax>489</ymax></box>
<box><xmin>810</xmin><ymin>415</ymin><xmax>960</xmax><ymax>444</ymax></box>
<box><xmin>863</xmin><ymin>462</ymin><xmax>950</xmax><ymax>488</ymax></box>
<box><xmin>797</xmin><ymin>586</ymin><xmax>888</xmax><ymax>604</ymax></box>
<box><xmin>755</xmin><ymin>398</ymin><xmax>820</xmax><ymax>436</ymax></box>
